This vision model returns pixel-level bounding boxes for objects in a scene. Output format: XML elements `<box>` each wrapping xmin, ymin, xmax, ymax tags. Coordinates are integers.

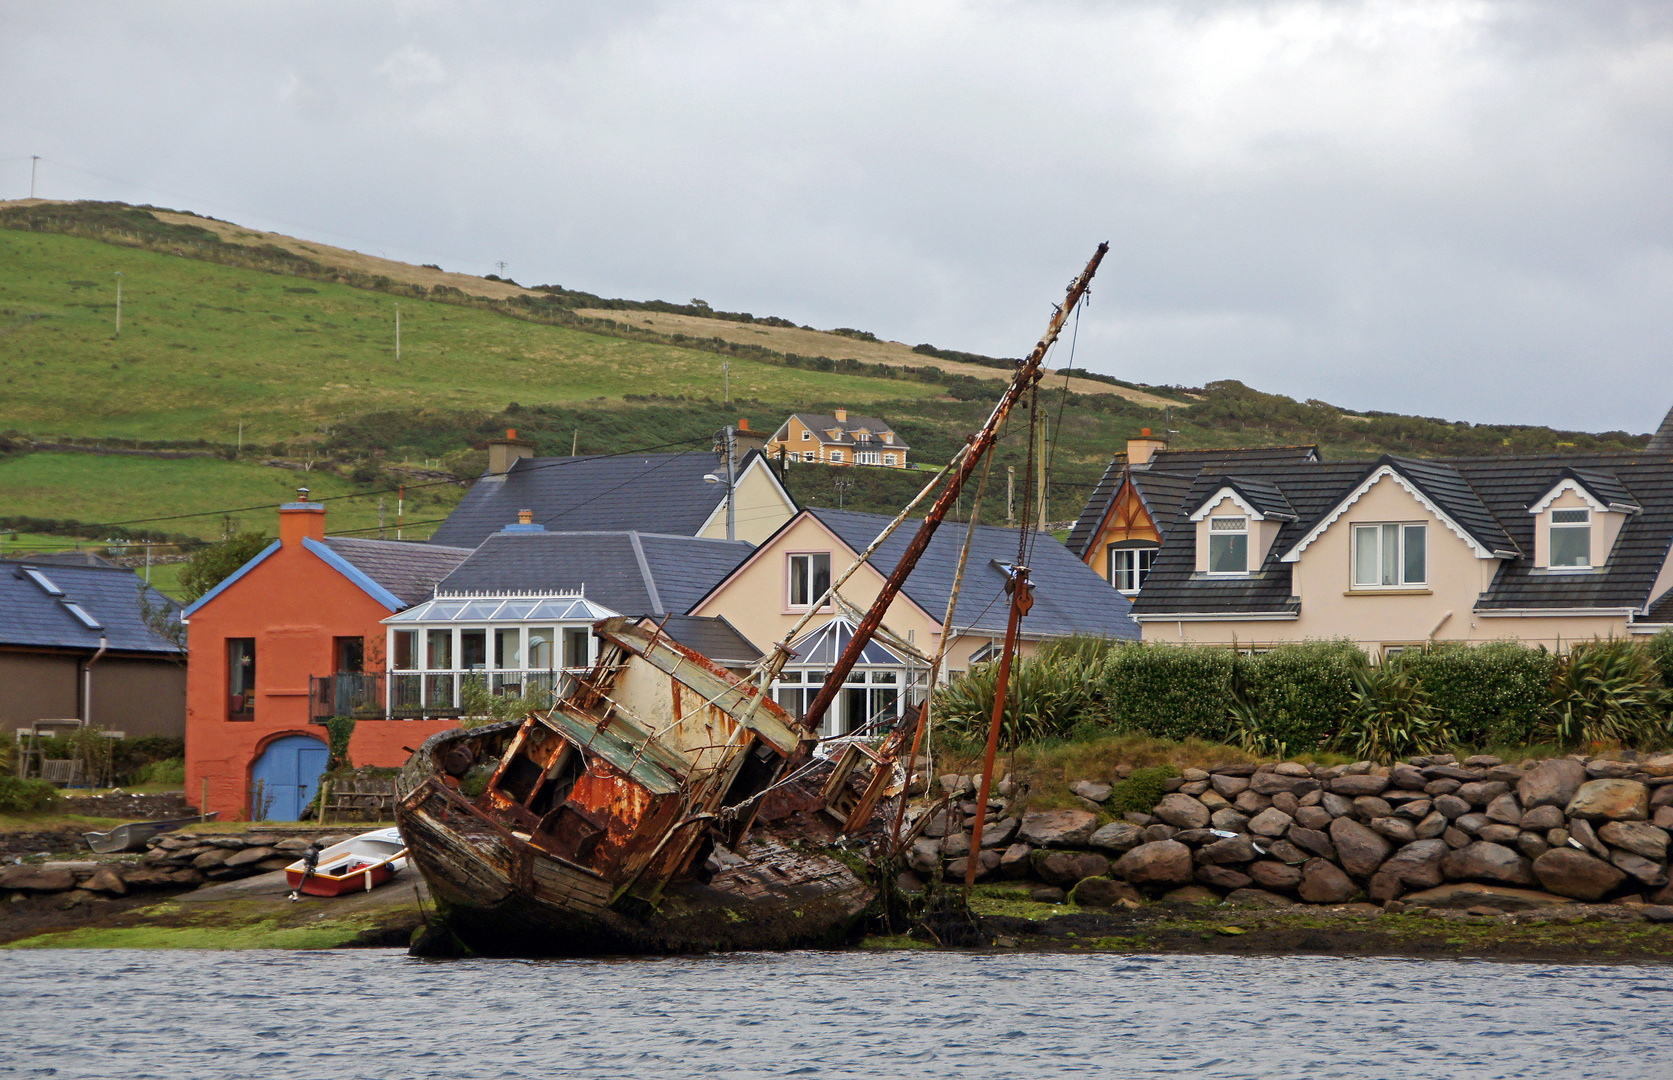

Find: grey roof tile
<box><xmin>1648</xmin><ymin>405</ymin><xmax>1673</xmax><ymax>455</ymax></box>
<box><xmin>645</xmin><ymin>614</ymin><xmax>764</xmax><ymax>664</ymax></box>
<box><xmin>0</xmin><ymin>563</ymin><xmax>181</xmax><ymax>655</ymax></box>
<box><xmin>807</xmin><ymin>508</ymin><xmax>1139</xmax><ymax>640</ymax></box>
<box><xmin>436</xmin><ymin>530</ymin><xmax>752</xmax><ymax>617</ymax></box>
<box><xmin>318</xmin><ymin>538</ymin><xmax>473</xmax><ymax>606</ymax></box>
<box><xmin>428</xmin><ymin>451</ymin><xmax>769</xmax><ymax>549</ymax></box>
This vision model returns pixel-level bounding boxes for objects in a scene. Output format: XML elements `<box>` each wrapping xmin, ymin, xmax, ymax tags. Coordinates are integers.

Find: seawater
<box><xmin>2</xmin><ymin>949</ymin><xmax>1671</xmax><ymax>1079</ymax></box>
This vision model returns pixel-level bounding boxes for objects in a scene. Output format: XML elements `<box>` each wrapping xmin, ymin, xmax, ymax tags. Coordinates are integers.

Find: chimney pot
<box><xmin>507</xmin><ymin>428</ymin><xmax>516</xmax><ymax>439</ymax></box>
<box><xmin>1141</xmin><ymin>428</ymin><xmax>1151</xmax><ymax>437</ymax></box>
<box><xmin>518</xmin><ymin>509</ymin><xmax>533</xmax><ymax>525</ymax></box>
<box><xmin>738</xmin><ymin>418</ymin><xmax>748</xmax><ymax>431</ymax></box>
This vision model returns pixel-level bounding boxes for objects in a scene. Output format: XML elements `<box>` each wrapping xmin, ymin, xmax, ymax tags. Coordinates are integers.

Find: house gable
<box><xmin>1282</xmin><ymin>463</ymin><xmax>1508</xmax><ymax>564</ymax></box>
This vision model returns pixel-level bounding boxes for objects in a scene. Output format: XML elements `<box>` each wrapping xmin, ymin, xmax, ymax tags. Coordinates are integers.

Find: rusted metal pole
<box><xmin>802</xmin><ymin>242</ymin><xmax>1107</xmax><ymax>732</ymax></box>
<box><xmin>964</xmin><ymin>567</ymin><xmax>1031</xmax><ymax>888</ymax></box>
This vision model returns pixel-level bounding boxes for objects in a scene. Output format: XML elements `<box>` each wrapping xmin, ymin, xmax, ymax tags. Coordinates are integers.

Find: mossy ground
<box><xmin>2</xmin><ymin>892</ymin><xmax>423</xmax><ymax>951</ymax></box>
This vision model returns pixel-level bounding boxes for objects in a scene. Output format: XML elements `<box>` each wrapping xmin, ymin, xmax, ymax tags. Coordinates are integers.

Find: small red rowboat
<box><xmin>285</xmin><ymin>827</ymin><xmax>408</xmax><ymax>897</ymax></box>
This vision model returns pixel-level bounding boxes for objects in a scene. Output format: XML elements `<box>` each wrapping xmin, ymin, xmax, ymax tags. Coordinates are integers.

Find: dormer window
<box><xmin>1550</xmin><ymin>508</ymin><xmax>1591</xmax><ymax>567</ymax></box>
<box><xmin>1207</xmin><ymin>517</ymin><xmax>1248</xmax><ymax>574</ymax></box>
<box><xmin>1353</xmin><ymin>523</ymin><xmax>1427</xmax><ymax>587</ymax></box>
<box><xmin>883</xmin><ymin>432</ymin><xmax>893</xmax><ymax>444</ymax></box>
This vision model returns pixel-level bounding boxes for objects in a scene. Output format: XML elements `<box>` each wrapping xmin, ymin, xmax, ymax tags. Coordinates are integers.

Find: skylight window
<box><xmin>23</xmin><ymin>568</ymin><xmax>63</xmax><ymax>596</ymax></box>
<box><xmin>62</xmin><ymin>602</ymin><xmax>103</xmax><ymax>630</ymax></box>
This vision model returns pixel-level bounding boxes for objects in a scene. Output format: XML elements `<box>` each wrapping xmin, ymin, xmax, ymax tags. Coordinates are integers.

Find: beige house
<box><xmin>687</xmin><ymin>507</ymin><xmax>1138</xmax><ymax>738</ymax></box>
<box><xmin>765</xmin><ymin>409</ymin><xmax>910</xmax><ymax>468</ymax></box>
<box><xmin>1128</xmin><ymin>449</ymin><xmax>1673</xmax><ymax>655</ymax></box>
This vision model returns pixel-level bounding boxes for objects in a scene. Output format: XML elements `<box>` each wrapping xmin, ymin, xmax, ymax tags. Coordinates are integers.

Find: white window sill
<box><xmin>1536</xmin><ymin>566</ymin><xmax>1597</xmax><ymax>574</ymax></box>
<box><xmin>1343</xmin><ymin>588</ymin><xmax>1432</xmax><ymax>596</ymax></box>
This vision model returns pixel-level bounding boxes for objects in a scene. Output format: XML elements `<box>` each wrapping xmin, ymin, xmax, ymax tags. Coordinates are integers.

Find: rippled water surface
<box><xmin>3</xmin><ymin>950</ymin><xmax>1671</xmax><ymax>1078</ymax></box>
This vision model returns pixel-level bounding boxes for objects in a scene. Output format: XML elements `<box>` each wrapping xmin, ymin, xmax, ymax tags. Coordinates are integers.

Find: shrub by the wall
<box><xmin>935</xmin><ymin>649</ymin><xmax>1107</xmax><ymax>748</ymax></box>
<box><xmin>1336</xmin><ymin>656</ymin><xmax>1453</xmax><ymax>762</ymax></box>
<box><xmin>1543</xmin><ymin>638</ymin><xmax>1672</xmax><ymax>748</ymax></box>
<box><xmin>1646</xmin><ymin>630</ymin><xmax>1673</xmax><ymax>704</ymax></box>
<box><xmin>0</xmin><ymin>776</ymin><xmax>62</xmax><ymax>814</ymax></box>
<box><xmin>1403</xmin><ymin>641</ymin><xmax>1556</xmax><ymax>747</ymax></box>
<box><xmin>1104</xmin><ymin>643</ymin><xmax>1237</xmax><ymax>742</ymax></box>
<box><xmin>1235</xmin><ymin>640</ymin><xmax>1366</xmax><ymax>753</ymax></box>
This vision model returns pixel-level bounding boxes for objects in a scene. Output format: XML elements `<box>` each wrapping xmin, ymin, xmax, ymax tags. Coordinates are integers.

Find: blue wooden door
<box><xmin>251</xmin><ymin>735</ymin><xmax>329</xmax><ymax>821</ymax></box>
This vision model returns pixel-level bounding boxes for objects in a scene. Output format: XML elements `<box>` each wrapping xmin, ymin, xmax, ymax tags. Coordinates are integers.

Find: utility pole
<box><xmin>724</xmin><ymin>426</ymin><xmax>736</xmax><ymax>541</ymax></box>
<box><xmin>29</xmin><ymin>156</ymin><xmax>39</xmax><ymax>199</ymax></box>
<box><xmin>835</xmin><ymin>477</ymin><xmax>854</xmax><ymax>510</ymax></box>
<box><xmin>397</xmin><ymin>484</ymin><xmax>404</xmax><ymax>540</ymax></box>
<box><xmin>378</xmin><ymin>497</ymin><xmax>386</xmax><ymax>539</ymax></box>
<box><xmin>1007</xmin><ymin>465</ymin><xmax>1015</xmax><ymax>526</ymax></box>
<box><xmin>236</xmin><ymin>420</ymin><xmax>243</xmax><ymax>457</ymax></box>
<box><xmin>496</xmin><ymin>261</ymin><xmax>507</xmax><ymax>277</ymax></box>
<box><xmin>144</xmin><ymin>543</ymin><xmax>152</xmax><ymax>584</ymax></box>
<box><xmin>722</xmin><ymin>361</ymin><xmax>730</xmax><ymax>406</ymax></box>
<box><xmin>113</xmin><ymin>272</ymin><xmax>122</xmax><ymax>335</ymax></box>
<box><xmin>571</xmin><ymin>430</ymin><xmax>578</xmax><ymax>456</ymax></box>
<box><xmin>394</xmin><ymin>303</ymin><xmax>400</xmax><ymax>363</ymax></box>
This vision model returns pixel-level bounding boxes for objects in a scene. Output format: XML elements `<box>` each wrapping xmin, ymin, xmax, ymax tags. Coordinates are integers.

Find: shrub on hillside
<box><xmin>1402</xmin><ymin>641</ymin><xmax>1557</xmax><ymax>747</ymax></box>
<box><xmin>1234</xmin><ymin>640</ymin><xmax>1366</xmax><ymax>753</ymax></box>
<box><xmin>1543</xmin><ymin>638</ymin><xmax>1672</xmax><ymax>748</ymax></box>
<box><xmin>1104</xmin><ymin>643</ymin><xmax>1237</xmax><ymax>742</ymax></box>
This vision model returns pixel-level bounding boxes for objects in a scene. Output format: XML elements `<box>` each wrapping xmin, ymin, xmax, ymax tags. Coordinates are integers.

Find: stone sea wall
<box><xmin>1</xmin><ymin>832</ymin><xmax>353</xmax><ymax>906</ymax></box>
<box><xmin>907</xmin><ymin>753</ymin><xmax>1673</xmax><ymax>915</ymax></box>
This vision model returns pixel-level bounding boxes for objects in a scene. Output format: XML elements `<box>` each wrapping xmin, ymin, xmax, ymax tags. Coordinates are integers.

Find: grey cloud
<box><xmin>1</xmin><ymin>0</ymin><xmax>1669</xmax><ymax>431</ymax></box>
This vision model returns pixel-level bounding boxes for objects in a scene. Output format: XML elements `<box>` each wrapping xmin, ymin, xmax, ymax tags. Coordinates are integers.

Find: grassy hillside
<box><xmin>0</xmin><ymin>200</ymin><xmax>1653</xmax><ymax>572</ymax></box>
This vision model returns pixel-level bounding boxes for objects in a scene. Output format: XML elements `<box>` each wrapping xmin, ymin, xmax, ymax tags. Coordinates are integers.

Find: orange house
<box><xmin>181</xmin><ymin>498</ymin><xmax>470</xmax><ymax>821</ymax></box>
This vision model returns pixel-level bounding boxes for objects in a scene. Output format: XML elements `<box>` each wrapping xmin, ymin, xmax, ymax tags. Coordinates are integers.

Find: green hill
<box><xmin>0</xmin><ymin>199</ymin><xmax>1652</xmax><ymax>586</ymax></box>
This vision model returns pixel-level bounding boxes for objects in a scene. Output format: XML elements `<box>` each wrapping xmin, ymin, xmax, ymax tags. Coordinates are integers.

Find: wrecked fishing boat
<box><xmin>396</xmin><ymin>617</ymin><xmax>902</xmax><ymax>955</ymax></box>
<box><xmin>396</xmin><ymin>243</ymin><xmax>1108</xmax><ymax>957</ymax></box>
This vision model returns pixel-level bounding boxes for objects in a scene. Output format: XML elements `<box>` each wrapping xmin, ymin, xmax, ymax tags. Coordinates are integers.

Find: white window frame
<box><xmin>787</xmin><ymin>552</ymin><xmax>832</xmax><ymax>610</ymax></box>
<box><xmin>801</xmin><ymin>429</ymin><xmax>811</xmax><ymax>441</ymax></box>
<box><xmin>883</xmin><ymin>453</ymin><xmax>897</xmax><ymax>466</ymax></box>
<box><xmin>1548</xmin><ymin>507</ymin><xmax>1592</xmax><ymax>569</ymax></box>
<box><xmin>829</xmin><ymin>450</ymin><xmax>844</xmax><ymax>463</ymax></box>
<box><xmin>1206</xmin><ymin>516</ymin><xmax>1249</xmax><ymax>576</ymax></box>
<box><xmin>1351</xmin><ymin>522</ymin><xmax>1428</xmax><ymax>588</ymax></box>
<box><xmin>1109</xmin><ymin>545</ymin><xmax>1157</xmax><ymax>594</ymax></box>
<box><xmin>856</xmin><ymin>451</ymin><xmax>880</xmax><ymax>465</ymax></box>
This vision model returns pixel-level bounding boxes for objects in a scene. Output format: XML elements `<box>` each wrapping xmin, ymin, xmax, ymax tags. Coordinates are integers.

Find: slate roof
<box><xmin>1648</xmin><ymin>405</ymin><xmax>1673</xmax><ymax>455</ymax></box>
<box><xmin>1066</xmin><ymin>446</ymin><xmax>1319</xmax><ymax>558</ymax></box>
<box><xmin>436</xmin><ymin>530</ymin><xmax>752</xmax><ymax>617</ymax></box>
<box><xmin>1129</xmin><ymin>450</ymin><xmax>1673</xmax><ymax>618</ymax></box>
<box><xmin>0</xmin><ymin>563</ymin><xmax>181</xmax><ymax>655</ymax></box>
<box><xmin>1551</xmin><ymin>467</ymin><xmax>1641</xmax><ymax>513</ymax></box>
<box><xmin>804</xmin><ymin>508</ymin><xmax>1139</xmax><ymax>640</ymax></box>
<box><xmin>318</xmin><ymin>538</ymin><xmax>473</xmax><ymax>606</ymax></box>
<box><xmin>778</xmin><ymin>413</ymin><xmax>908</xmax><ymax>450</ymax></box>
<box><xmin>1200</xmin><ymin>476</ymin><xmax>1297</xmax><ymax>521</ymax></box>
<box><xmin>429</xmin><ymin>450</ymin><xmax>778</xmax><ymax>549</ymax></box>
<box><xmin>647</xmin><ymin>614</ymin><xmax>764</xmax><ymax>665</ymax></box>
<box><xmin>0</xmin><ymin>552</ymin><xmax>121</xmax><ymax>568</ymax></box>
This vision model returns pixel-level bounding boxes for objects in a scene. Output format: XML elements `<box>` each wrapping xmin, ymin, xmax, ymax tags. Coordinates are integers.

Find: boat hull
<box><xmin>285</xmin><ymin>863</ymin><xmax>401</xmax><ymax>897</ymax></box>
<box><xmin>398</xmin><ymin>779</ymin><xmax>872</xmax><ymax>957</ymax></box>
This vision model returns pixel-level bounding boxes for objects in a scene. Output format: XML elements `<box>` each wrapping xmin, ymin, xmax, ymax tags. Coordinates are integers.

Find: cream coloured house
<box><xmin>1128</xmin><ymin>450</ymin><xmax>1673</xmax><ymax>654</ymax></box>
<box><xmin>687</xmin><ymin>507</ymin><xmax>1138</xmax><ymax>738</ymax></box>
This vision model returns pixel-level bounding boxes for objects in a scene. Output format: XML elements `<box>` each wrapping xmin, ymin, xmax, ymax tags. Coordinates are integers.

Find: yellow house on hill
<box><xmin>765</xmin><ymin>409</ymin><xmax>910</xmax><ymax>468</ymax></box>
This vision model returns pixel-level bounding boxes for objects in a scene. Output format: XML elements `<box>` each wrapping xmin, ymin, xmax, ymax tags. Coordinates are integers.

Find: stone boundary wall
<box><xmin>0</xmin><ymin>831</ymin><xmax>357</xmax><ymax>904</ymax></box>
<box><xmin>908</xmin><ymin>752</ymin><xmax>1673</xmax><ymax>914</ymax></box>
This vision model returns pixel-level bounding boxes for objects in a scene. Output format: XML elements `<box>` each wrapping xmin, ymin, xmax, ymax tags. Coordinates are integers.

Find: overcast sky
<box><xmin>3</xmin><ymin>1</ymin><xmax>1670</xmax><ymax>432</ymax></box>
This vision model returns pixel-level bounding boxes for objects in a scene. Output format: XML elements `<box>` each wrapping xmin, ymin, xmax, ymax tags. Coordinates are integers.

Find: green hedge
<box><xmin>1104</xmin><ymin>643</ymin><xmax>1237</xmax><ymax>742</ymax></box>
<box><xmin>1401</xmin><ymin>641</ymin><xmax>1557</xmax><ymax>746</ymax></box>
<box><xmin>933</xmin><ymin>634</ymin><xmax>1673</xmax><ymax>758</ymax></box>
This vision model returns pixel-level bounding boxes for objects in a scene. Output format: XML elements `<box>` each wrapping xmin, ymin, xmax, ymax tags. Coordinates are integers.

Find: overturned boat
<box><xmin>395</xmin><ymin>243</ymin><xmax>1108</xmax><ymax>956</ymax></box>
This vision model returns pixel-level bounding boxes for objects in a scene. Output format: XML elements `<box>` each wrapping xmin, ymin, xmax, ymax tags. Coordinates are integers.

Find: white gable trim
<box><xmin>1526</xmin><ymin>477</ymin><xmax>1622</xmax><ymax>516</ymax></box>
<box><xmin>1280</xmin><ymin>465</ymin><xmax>1499</xmax><ymax>563</ymax></box>
<box><xmin>1188</xmin><ymin>487</ymin><xmax>1266</xmax><ymax>523</ymax></box>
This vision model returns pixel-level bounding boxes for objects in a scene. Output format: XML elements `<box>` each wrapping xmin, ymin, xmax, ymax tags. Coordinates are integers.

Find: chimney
<box><xmin>834</xmin><ymin>407</ymin><xmax>847</xmax><ymax>424</ymax></box>
<box><xmin>279</xmin><ymin>487</ymin><xmax>326</xmax><ymax>547</ymax></box>
<box><xmin>487</xmin><ymin>427</ymin><xmax>534</xmax><ymax>476</ymax></box>
<box><xmin>504</xmin><ymin>507</ymin><xmax>546</xmax><ymax>533</ymax></box>
<box><xmin>518</xmin><ymin>508</ymin><xmax>533</xmax><ymax>525</ymax></box>
<box><xmin>1126</xmin><ymin>426</ymin><xmax>1168</xmax><ymax>468</ymax></box>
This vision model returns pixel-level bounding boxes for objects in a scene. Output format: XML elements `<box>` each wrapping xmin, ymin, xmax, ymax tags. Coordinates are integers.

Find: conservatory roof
<box><xmin>384</xmin><ymin>593</ymin><xmax>619</xmax><ymax>625</ymax></box>
<box><xmin>787</xmin><ymin>617</ymin><xmax>909</xmax><ymax>667</ymax></box>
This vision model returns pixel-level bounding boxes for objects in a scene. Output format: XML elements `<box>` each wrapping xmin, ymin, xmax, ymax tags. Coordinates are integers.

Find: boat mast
<box><xmin>800</xmin><ymin>242</ymin><xmax>1108</xmax><ymax>733</ymax></box>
